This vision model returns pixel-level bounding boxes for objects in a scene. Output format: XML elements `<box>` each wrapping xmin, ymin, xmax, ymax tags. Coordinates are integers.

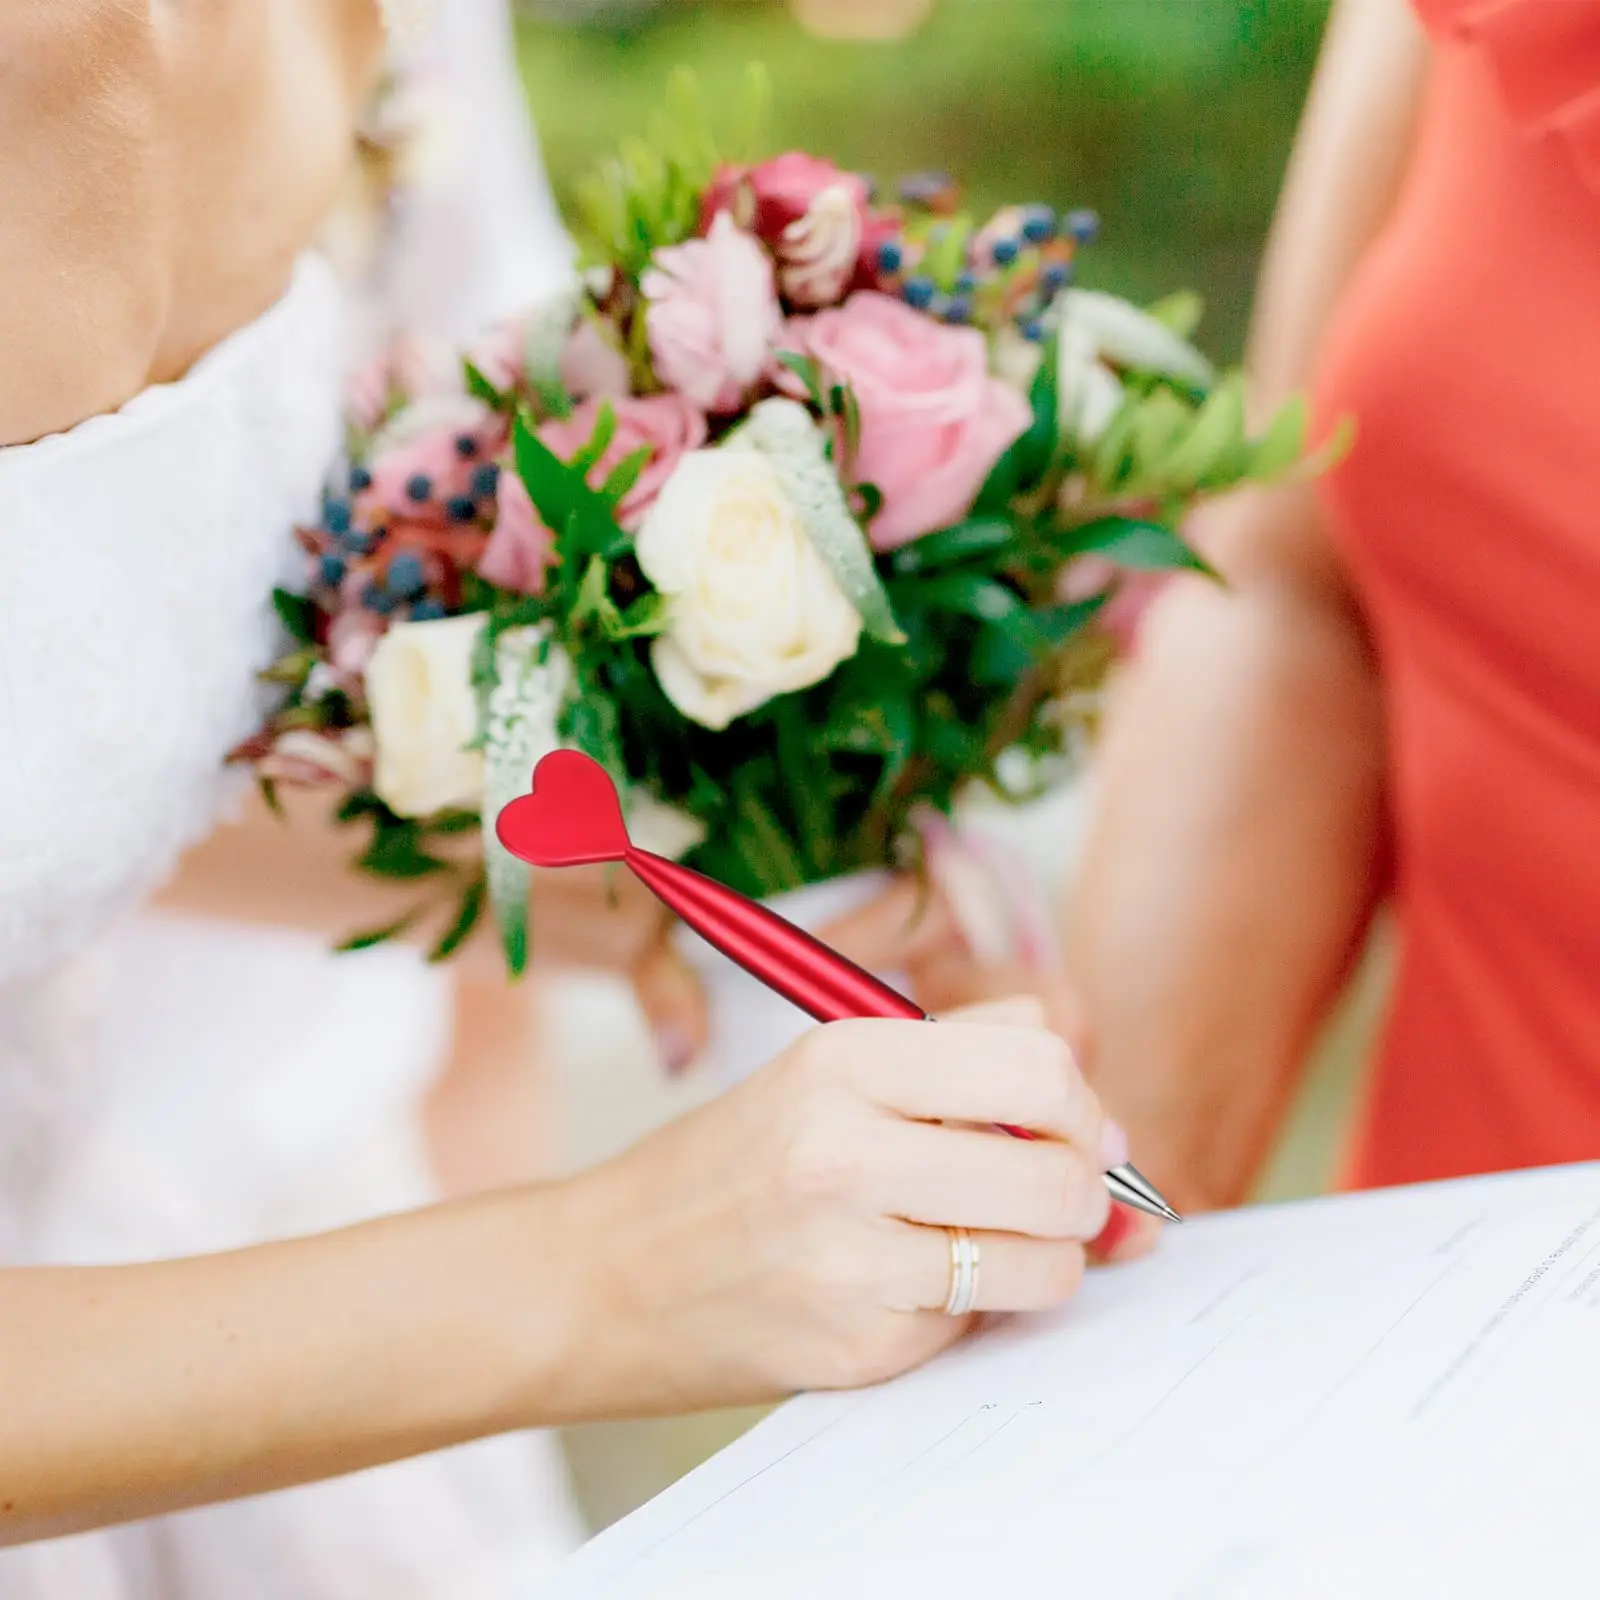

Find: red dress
<box><xmin>1314</xmin><ymin>0</ymin><xmax>1600</xmax><ymax>1188</ymax></box>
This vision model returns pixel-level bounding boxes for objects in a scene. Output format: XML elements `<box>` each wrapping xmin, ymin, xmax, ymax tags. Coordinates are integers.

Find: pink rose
<box><xmin>703</xmin><ymin>153</ymin><xmax>871</xmax><ymax>308</ymax></box>
<box><xmin>786</xmin><ymin>292</ymin><xmax>1033</xmax><ymax>548</ymax></box>
<box><xmin>327</xmin><ymin>609</ymin><xmax>388</xmax><ymax>679</ymax></box>
<box><xmin>477</xmin><ymin>470</ymin><xmax>555</xmax><ymax>595</ymax></box>
<box><xmin>362</xmin><ymin>396</ymin><xmax>507</xmax><ymax>524</ymax></box>
<box><xmin>559</xmin><ymin>319</ymin><xmax>631</xmax><ymax>403</ymax></box>
<box><xmin>642</xmin><ymin>213</ymin><xmax>782</xmax><ymax>414</ymax></box>
<box><xmin>539</xmin><ymin>394</ymin><xmax>707</xmax><ymax>531</ymax></box>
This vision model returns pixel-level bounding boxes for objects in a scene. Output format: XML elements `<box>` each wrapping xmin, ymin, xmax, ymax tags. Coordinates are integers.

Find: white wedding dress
<box><xmin>0</xmin><ymin>4</ymin><xmax>584</xmax><ymax>1596</ymax></box>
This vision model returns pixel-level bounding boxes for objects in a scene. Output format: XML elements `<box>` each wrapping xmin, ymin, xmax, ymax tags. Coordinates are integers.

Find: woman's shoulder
<box><xmin>0</xmin><ymin>1</ymin><xmax>383</xmax><ymax>447</ymax></box>
<box><xmin>0</xmin><ymin>3</ymin><xmax>171</xmax><ymax>443</ymax></box>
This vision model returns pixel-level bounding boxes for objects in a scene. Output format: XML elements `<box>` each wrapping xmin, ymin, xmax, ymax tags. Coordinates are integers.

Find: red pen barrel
<box><xmin>625</xmin><ymin>849</ymin><xmax>925</xmax><ymax>1024</ymax></box>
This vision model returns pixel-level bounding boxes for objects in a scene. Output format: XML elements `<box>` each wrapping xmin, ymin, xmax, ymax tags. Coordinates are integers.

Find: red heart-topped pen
<box><xmin>496</xmin><ymin>749</ymin><xmax>1179</xmax><ymax>1224</ymax></box>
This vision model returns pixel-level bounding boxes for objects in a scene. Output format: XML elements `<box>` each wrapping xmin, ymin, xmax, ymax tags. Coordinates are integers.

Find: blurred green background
<box><xmin>511</xmin><ymin>0</ymin><xmax>1380</xmax><ymax>1532</ymax></box>
<box><xmin>514</xmin><ymin>0</ymin><xmax>1332</xmax><ymax>361</ymax></box>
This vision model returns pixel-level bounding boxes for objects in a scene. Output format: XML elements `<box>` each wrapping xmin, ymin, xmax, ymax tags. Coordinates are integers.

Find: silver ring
<box><xmin>943</xmin><ymin>1227</ymin><xmax>980</xmax><ymax>1317</ymax></box>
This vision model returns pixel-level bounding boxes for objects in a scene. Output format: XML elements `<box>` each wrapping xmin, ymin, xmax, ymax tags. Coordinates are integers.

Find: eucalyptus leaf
<box><xmin>732</xmin><ymin>399</ymin><xmax>904</xmax><ymax>645</ymax></box>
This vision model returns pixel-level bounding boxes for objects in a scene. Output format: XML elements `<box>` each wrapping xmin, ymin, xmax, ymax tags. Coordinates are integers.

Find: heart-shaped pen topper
<box><xmin>495</xmin><ymin>749</ymin><xmax>632</xmax><ymax>867</ymax></box>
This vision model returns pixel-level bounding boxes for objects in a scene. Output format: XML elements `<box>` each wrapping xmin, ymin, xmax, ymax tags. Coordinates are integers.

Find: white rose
<box><xmin>635</xmin><ymin>449</ymin><xmax>863</xmax><ymax>731</ymax></box>
<box><xmin>365</xmin><ymin>613</ymin><xmax>486</xmax><ymax>817</ymax></box>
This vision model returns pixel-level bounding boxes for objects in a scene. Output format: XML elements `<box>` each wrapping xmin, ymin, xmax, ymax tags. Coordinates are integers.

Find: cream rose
<box><xmin>635</xmin><ymin>449</ymin><xmax>863</xmax><ymax>731</ymax></box>
<box><xmin>365</xmin><ymin>613</ymin><xmax>486</xmax><ymax>817</ymax></box>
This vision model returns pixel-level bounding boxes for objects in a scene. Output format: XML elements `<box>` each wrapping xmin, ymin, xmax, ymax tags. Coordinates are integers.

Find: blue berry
<box><xmin>471</xmin><ymin>463</ymin><xmax>501</xmax><ymax>499</ymax></box>
<box><xmin>954</xmin><ymin>270</ymin><xmax>977</xmax><ymax>295</ymax></box>
<box><xmin>991</xmin><ymin>237</ymin><xmax>1021</xmax><ymax>267</ymax></box>
<box><xmin>1041</xmin><ymin>260</ymin><xmax>1072</xmax><ymax>292</ymax></box>
<box><xmin>446</xmin><ymin>496</ymin><xmax>477</xmax><ymax>524</ymax></box>
<box><xmin>348</xmin><ymin>465</ymin><xmax>372</xmax><ymax>493</ymax></box>
<box><xmin>404</xmin><ymin>474</ymin><xmax>432</xmax><ymax>504</ymax></box>
<box><xmin>386</xmin><ymin>552</ymin><xmax>426</xmax><ymax>598</ymax></box>
<box><xmin>319</xmin><ymin>553</ymin><xmax>347</xmax><ymax>588</ymax></box>
<box><xmin>1066</xmin><ymin>208</ymin><xmax>1100</xmax><ymax>244</ymax></box>
<box><xmin>324</xmin><ymin>499</ymin><xmax>352</xmax><ymax>536</ymax></box>
<box><xmin>362</xmin><ymin>582</ymin><xmax>396</xmax><ymax>616</ymax></box>
<box><xmin>1021</xmin><ymin>206</ymin><xmax>1056</xmax><ymax>244</ymax></box>
<box><xmin>901</xmin><ymin>276</ymin><xmax>937</xmax><ymax>310</ymax></box>
<box><xmin>343</xmin><ymin>528</ymin><xmax>375</xmax><ymax>556</ymax></box>
<box><xmin>945</xmin><ymin>295</ymin><xmax>973</xmax><ymax>325</ymax></box>
<box><xmin>410</xmin><ymin>599</ymin><xmax>447</xmax><ymax>622</ymax></box>
<box><xmin>876</xmin><ymin>239</ymin><xmax>904</xmax><ymax>275</ymax></box>
<box><xmin>1020</xmin><ymin>319</ymin><xmax>1046</xmax><ymax>344</ymax></box>
<box><xmin>454</xmin><ymin>434</ymin><xmax>479</xmax><ymax>459</ymax></box>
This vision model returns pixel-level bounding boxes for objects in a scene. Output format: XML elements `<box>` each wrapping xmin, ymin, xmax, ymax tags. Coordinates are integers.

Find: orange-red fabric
<box><xmin>1314</xmin><ymin>2</ymin><xmax>1600</xmax><ymax>1189</ymax></box>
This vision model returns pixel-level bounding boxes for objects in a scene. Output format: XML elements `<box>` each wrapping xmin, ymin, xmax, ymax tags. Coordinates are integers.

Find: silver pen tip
<box><xmin>1105</xmin><ymin>1162</ymin><xmax>1183</xmax><ymax>1224</ymax></box>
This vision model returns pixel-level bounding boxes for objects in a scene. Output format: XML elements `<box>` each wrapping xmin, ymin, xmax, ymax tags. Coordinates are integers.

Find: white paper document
<box><xmin>539</xmin><ymin>1162</ymin><xmax>1600</xmax><ymax>1599</ymax></box>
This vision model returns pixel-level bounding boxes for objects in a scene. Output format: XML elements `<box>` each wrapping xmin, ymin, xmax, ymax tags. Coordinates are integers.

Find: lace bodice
<box><xmin>0</xmin><ymin>256</ymin><xmax>344</xmax><ymax>984</ymax></box>
<box><xmin>0</xmin><ymin>257</ymin><xmax>344</xmax><ymax>1251</ymax></box>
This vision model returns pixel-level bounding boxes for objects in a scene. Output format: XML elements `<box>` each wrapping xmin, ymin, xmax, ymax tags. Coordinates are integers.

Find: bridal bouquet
<box><xmin>237</xmin><ymin>73</ymin><xmax>1338</xmax><ymax>974</ymax></box>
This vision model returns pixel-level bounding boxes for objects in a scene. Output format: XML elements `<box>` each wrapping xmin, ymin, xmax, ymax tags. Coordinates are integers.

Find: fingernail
<box><xmin>656</xmin><ymin>1026</ymin><xmax>696</xmax><ymax>1075</ymax></box>
<box><xmin>1098</xmin><ymin>1117</ymin><xmax>1130</xmax><ymax>1171</ymax></box>
<box><xmin>1090</xmin><ymin>1203</ymin><xmax>1136</xmax><ymax>1260</ymax></box>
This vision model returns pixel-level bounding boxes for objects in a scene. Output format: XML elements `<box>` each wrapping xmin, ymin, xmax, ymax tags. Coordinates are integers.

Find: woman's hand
<box><xmin>543</xmin><ymin>998</ymin><xmax>1144</xmax><ymax>1417</ymax></box>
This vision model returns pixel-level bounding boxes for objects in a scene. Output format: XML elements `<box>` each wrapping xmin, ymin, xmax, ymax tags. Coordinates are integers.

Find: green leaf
<box><xmin>600</xmin><ymin>445</ymin><xmax>652</xmax><ymax>508</ymax></box>
<box><xmin>1091</xmin><ymin>398</ymin><xmax>1140</xmax><ymax>492</ymax></box>
<box><xmin>257</xmin><ymin>777</ymin><xmax>284</xmax><ymax>819</ymax></box>
<box><xmin>272</xmin><ymin>588</ymin><xmax>317</xmax><ymax>646</ymax></box>
<box><xmin>463</xmin><ymin>358</ymin><xmax>509</xmax><ymax>409</ymax></box>
<box><xmin>1126</xmin><ymin>389</ymin><xmax>1193</xmax><ymax>487</ymax></box>
<box><xmin>1246</xmin><ymin>395</ymin><xmax>1308</xmax><ymax>481</ymax></box>
<box><xmin>730</xmin><ymin>61</ymin><xmax>772</xmax><ymax>165</ymax></box>
<box><xmin>731</xmin><ymin>782</ymin><xmax>807</xmax><ymax>897</ymax></box>
<box><xmin>423</xmin><ymin>808</ymin><xmax>480</xmax><ymax>836</ymax></box>
<box><xmin>776</xmin><ymin>351</ymin><xmax>824</xmax><ymax>407</ymax></box>
<box><xmin>1163</xmin><ymin>373</ymin><xmax>1246</xmax><ymax>491</ymax></box>
<box><xmin>1064</xmin><ymin>516</ymin><xmax>1216</xmax><ymax>577</ymax></box>
<box><xmin>832</xmin><ymin>383</ymin><xmax>862</xmax><ymax>465</ymax></box>
<box><xmin>336</xmin><ymin>907</ymin><xmax>426</xmax><ymax>953</ymax></box>
<box><xmin>1293</xmin><ymin>412</ymin><xmax>1358</xmax><ymax>479</ymax></box>
<box><xmin>571</xmin><ymin>401</ymin><xmax>618</xmax><ymax>477</ymax></box>
<box><xmin>513</xmin><ymin>414</ymin><xmax>628</xmax><ymax>563</ymax></box>
<box><xmin>610</xmin><ymin>591</ymin><xmax>671</xmax><ymax>640</ymax></box>
<box><xmin>891</xmin><ymin>516</ymin><xmax>1019</xmax><ymax>575</ymax></box>
<box><xmin>429</xmin><ymin>877</ymin><xmax>486</xmax><ymax>962</ymax></box>
<box><xmin>356</xmin><ymin>823</ymin><xmax>451</xmax><ymax>880</ymax></box>
<box><xmin>569</xmin><ymin>555</ymin><xmax>617</xmax><ymax>635</ymax></box>
<box><xmin>1145</xmin><ymin>291</ymin><xmax>1205</xmax><ymax>340</ymax></box>
<box><xmin>335</xmin><ymin>789</ymin><xmax>391</xmax><ymax>825</ymax></box>
<box><xmin>1012</xmin><ymin>332</ymin><xmax>1061</xmax><ymax>490</ymax></box>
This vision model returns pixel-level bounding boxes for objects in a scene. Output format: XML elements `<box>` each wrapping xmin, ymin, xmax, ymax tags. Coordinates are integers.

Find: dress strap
<box><xmin>1413</xmin><ymin>0</ymin><xmax>1600</xmax><ymax>195</ymax></box>
<box><xmin>377</xmin><ymin>0</ymin><xmax>435</xmax><ymax>56</ymax></box>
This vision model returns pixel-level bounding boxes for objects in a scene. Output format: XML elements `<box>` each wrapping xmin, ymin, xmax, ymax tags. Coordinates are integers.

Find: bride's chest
<box><xmin>0</xmin><ymin>261</ymin><xmax>344</xmax><ymax>980</ymax></box>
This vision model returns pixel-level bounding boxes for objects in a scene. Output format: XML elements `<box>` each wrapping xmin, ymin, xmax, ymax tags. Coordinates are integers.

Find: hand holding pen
<box><xmin>497</xmin><ymin>751</ymin><xmax>1180</xmax><ymax>1234</ymax></box>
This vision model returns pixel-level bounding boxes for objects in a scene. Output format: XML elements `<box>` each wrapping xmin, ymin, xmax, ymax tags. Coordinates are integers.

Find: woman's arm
<box><xmin>1066</xmin><ymin>0</ymin><xmax>1428</xmax><ymax>1211</ymax></box>
<box><xmin>0</xmin><ymin>1005</ymin><xmax>1115</xmax><ymax>1544</ymax></box>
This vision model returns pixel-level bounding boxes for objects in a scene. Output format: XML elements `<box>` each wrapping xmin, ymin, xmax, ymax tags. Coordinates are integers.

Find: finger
<box><xmin>878</xmin><ymin>1219</ymin><xmax>1087</xmax><ymax>1315</ymax></box>
<box><xmin>1087</xmin><ymin>1204</ymin><xmax>1164</xmax><ymax>1267</ymax></box>
<box><xmin>935</xmin><ymin>995</ymin><xmax>1047</xmax><ymax>1029</ymax></box>
<box><xmin>817</xmin><ymin>877</ymin><xmax>965</xmax><ymax>972</ymax></box>
<box><xmin>633</xmin><ymin>939</ymin><xmax>709</xmax><ymax>1074</ymax></box>
<box><xmin>834</xmin><ymin>1018</ymin><xmax>1104</xmax><ymax>1155</ymax></box>
<box><xmin>858</xmin><ymin>1117</ymin><xmax>1109</xmax><ymax>1241</ymax></box>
